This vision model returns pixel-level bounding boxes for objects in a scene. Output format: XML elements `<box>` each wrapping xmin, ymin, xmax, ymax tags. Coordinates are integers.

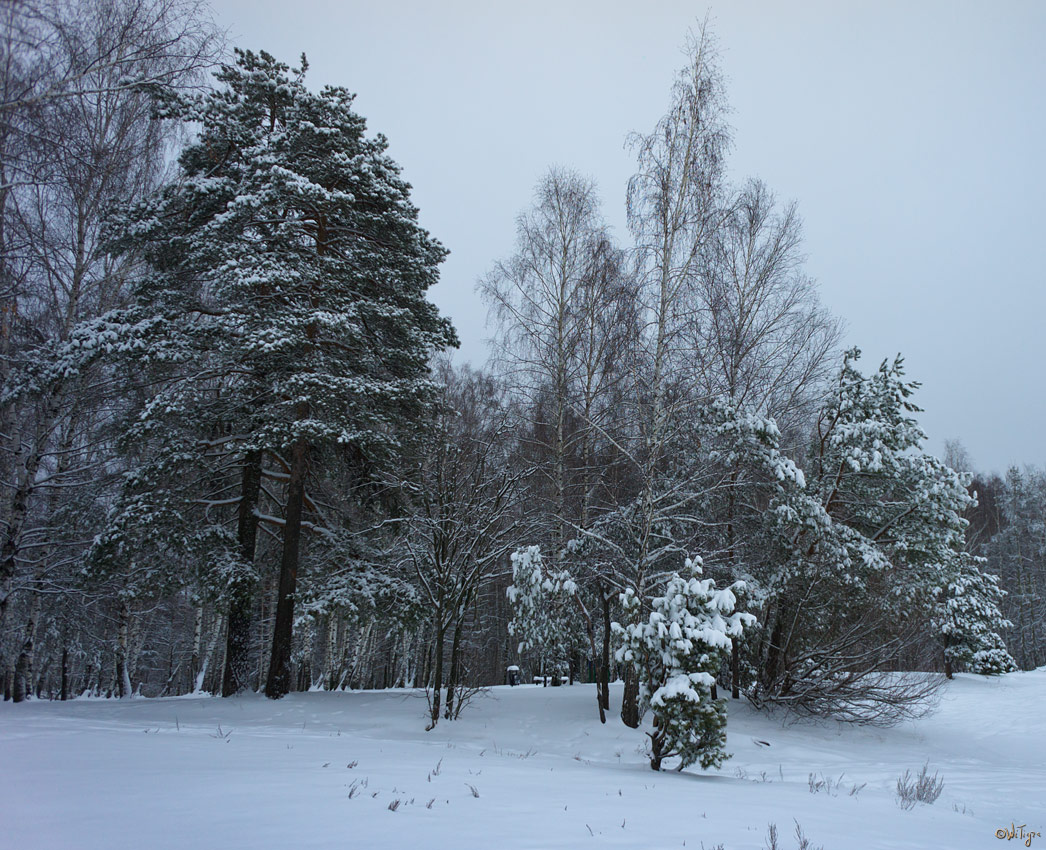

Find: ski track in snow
<box><xmin>1</xmin><ymin>671</ymin><xmax>1043</xmax><ymax>849</ymax></box>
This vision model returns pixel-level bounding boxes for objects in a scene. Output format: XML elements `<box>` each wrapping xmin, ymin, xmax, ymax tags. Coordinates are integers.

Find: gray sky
<box><xmin>210</xmin><ymin>0</ymin><xmax>1045</xmax><ymax>475</ymax></box>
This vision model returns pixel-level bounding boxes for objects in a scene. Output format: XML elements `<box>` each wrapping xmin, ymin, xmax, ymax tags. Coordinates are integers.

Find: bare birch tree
<box><xmin>688</xmin><ymin>178</ymin><xmax>840</xmax><ymax>439</ymax></box>
<box><xmin>612</xmin><ymin>21</ymin><xmax>731</xmax><ymax>725</ymax></box>
<box><xmin>480</xmin><ymin>168</ymin><xmax>638</xmax><ymax>720</ymax></box>
<box><xmin>0</xmin><ymin>0</ymin><xmax>218</xmax><ymax>699</ymax></box>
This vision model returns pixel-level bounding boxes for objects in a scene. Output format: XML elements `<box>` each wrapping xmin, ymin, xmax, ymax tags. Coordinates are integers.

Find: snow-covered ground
<box><xmin>1</xmin><ymin>672</ymin><xmax>1043</xmax><ymax>850</ymax></box>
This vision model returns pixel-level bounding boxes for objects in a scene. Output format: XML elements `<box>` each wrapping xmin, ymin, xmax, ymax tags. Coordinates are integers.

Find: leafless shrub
<box><xmin>793</xmin><ymin>821</ymin><xmax>823</xmax><ymax>850</ymax></box>
<box><xmin>765</xmin><ymin>821</ymin><xmax>824</xmax><ymax>850</ymax></box>
<box><xmin>465</xmin><ymin>783</ymin><xmax>479</xmax><ymax>798</ymax></box>
<box><xmin>753</xmin><ymin>573</ymin><xmax>953</xmax><ymax>725</ymax></box>
<box><xmin>752</xmin><ymin>628</ymin><xmax>946</xmax><ymax>726</ymax></box>
<box><xmin>807</xmin><ymin>772</ymin><xmax>840</xmax><ymax>796</ymax></box>
<box><xmin>896</xmin><ymin>762</ymin><xmax>943</xmax><ymax>810</ymax></box>
<box><xmin>387</xmin><ymin>800</ymin><xmax>401</xmax><ymax>812</ymax></box>
<box><xmin>807</xmin><ymin>771</ymin><xmax>864</xmax><ymax>797</ymax></box>
<box><xmin>448</xmin><ymin>683</ymin><xmax>492</xmax><ymax>721</ymax></box>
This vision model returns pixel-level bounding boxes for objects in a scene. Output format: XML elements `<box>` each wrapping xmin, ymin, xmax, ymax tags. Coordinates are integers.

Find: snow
<box><xmin>2</xmin><ymin>671</ymin><xmax>1044</xmax><ymax>849</ymax></box>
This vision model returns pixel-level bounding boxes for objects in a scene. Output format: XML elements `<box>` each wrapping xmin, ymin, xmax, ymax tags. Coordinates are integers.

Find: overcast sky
<box><xmin>210</xmin><ymin>0</ymin><xmax>1045</xmax><ymax>475</ymax></box>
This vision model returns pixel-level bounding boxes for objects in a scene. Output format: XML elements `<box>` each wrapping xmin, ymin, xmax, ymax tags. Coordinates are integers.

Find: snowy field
<box><xmin>1</xmin><ymin>672</ymin><xmax>1043</xmax><ymax>850</ymax></box>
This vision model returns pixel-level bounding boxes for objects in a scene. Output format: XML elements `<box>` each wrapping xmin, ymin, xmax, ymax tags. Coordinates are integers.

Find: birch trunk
<box><xmin>115</xmin><ymin>599</ymin><xmax>132</xmax><ymax>698</ymax></box>
<box><xmin>323</xmin><ymin>613</ymin><xmax>339</xmax><ymax>690</ymax></box>
<box><xmin>195</xmin><ymin>613</ymin><xmax>225</xmax><ymax>693</ymax></box>
<box><xmin>189</xmin><ymin>604</ymin><xmax>203</xmax><ymax>692</ymax></box>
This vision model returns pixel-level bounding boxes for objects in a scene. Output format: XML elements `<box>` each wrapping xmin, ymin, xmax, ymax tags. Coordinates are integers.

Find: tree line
<box><xmin>1</xmin><ymin>1</ymin><xmax>1038</xmax><ymax>771</ymax></box>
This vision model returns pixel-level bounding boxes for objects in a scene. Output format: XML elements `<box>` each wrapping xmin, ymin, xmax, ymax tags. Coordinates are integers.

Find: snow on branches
<box><xmin>507</xmin><ymin>546</ymin><xmax>578</xmax><ymax>678</ymax></box>
<box><xmin>613</xmin><ymin>557</ymin><xmax>753</xmax><ymax>770</ymax></box>
<box><xmin>938</xmin><ymin>553</ymin><xmax>1017</xmax><ymax>676</ymax></box>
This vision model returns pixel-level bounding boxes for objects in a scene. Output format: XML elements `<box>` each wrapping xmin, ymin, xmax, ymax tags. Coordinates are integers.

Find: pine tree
<box><xmin>98</xmin><ymin>49</ymin><xmax>456</xmax><ymax>698</ymax></box>
<box><xmin>937</xmin><ymin>552</ymin><xmax>1016</xmax><ymax>676</ymax></box>
<box><xmin>756</xmin><ymin>349</ymin><xmax>1005</xmax><ymax>721</ymax></box>
<box><xmin>613</xmin><ymin>558</ymin><xmax>752</xmax><ymax>771</ymax></box>
<box><xmin>507</xmin><ymin>545</ymin><xmax>580</xmax><ymax>686</ymax></box>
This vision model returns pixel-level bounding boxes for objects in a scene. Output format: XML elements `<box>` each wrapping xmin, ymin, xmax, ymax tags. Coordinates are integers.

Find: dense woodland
<box><xmin>1</xmin><ymin>0</ymin><xmax>1042</xmax><ymax>769</ymax></box>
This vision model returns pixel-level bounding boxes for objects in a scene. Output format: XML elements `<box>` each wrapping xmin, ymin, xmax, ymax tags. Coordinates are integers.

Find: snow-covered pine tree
<box><xmin>757</xmin><ymin>349</ymin><xmax>1013</xmax><ymax>721</ymax></box>
<box><xmin>507</xmin><ymin>545</ymin><xmax>580</xmax><ymax>686</ymax></box>
<box><xmin>103</xmin><ymin>49</ymin><xmax>456</xmax><ymax>698</ymax></box>
<box><xmin>687</xmin><ymin>399</ymin><xmax>809</xmax><ymax>700</ymax></box>
<box><xmin>937</xmin><ymin>551</ymin><xmax>1016</xmax><ymax>676</ymax></box>
<box><xmin>613</xmin><ymin>557</ymin><xmax>752</xmax><ymax>771</ymax></box>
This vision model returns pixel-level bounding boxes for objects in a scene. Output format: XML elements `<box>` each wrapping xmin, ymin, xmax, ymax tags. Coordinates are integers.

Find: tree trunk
<box><xmin>195</xmin><ymin>613</ymin><xmax>225</xmax><ymax>693</ymax></box>
<box><xmin>35</xmin><ymin>657</ymin><xmax>52</xmax><ymax>699</ymax></box>
<box><xmin>324</xmin><ymin>613</ymin><xmax>339</xmax><ymax>690</ymax></box>
<box><xmin>428</xmin><ymin>621</ymin><xmax>445</xmax><ymax>729</ymax></box>
<box><xmin>11</xmin><ymin>588</ymin><xmax>41</xmax><ymax>702</ymax></box>
<box><xmin>128</xmin><ymin>608</ymin><xmax>144</xmax><ymax>696</ymax></box>
<box><xmin>61</xmin><ymin>644</ymin><xmax>70</xmax><ymax>701</ymax></box>
<box><xmin>445</xmin><ymin>619</ymin><xmax>463</xmax><ymax>720</ymax></box>
<box><xmin>731</xmin><ymin>640</ymin><xmax>741</xmax><ymax>700</ymax></box>
<box><xmin>649</xmin><ymin>714</ymin><xmax>665</xmax><ymax>771</ymax></box>
<box><xmin>297</xmin><ymin>618</ymin><xmax>314</xmax><ymax>692</ymax></box>
<box><xmin>0</xmin><ymin>423</ymin><xmax>48</xmax><ymax>623</ymax></box>
<box><xmin>189</xmin><ymin>604</ymin><xmax>203</xmax><ymax>692</ymax></box>
<box><xmin>621</xmin><ymin>663</ymin><xmax>640</xmax><ymax>728</ymax></box>
<box><xmin>265</xmin><ymin>440</ymin><xmax>308</xmax><ymax>699</ymax></box>
<box><xmin>727</xmin><ymin>467</ymin><xmax>741</xmax><ymax>700</ymax></box>
<box><xmin>223</xmin><ymin>450</ymin><xmax>262</xmax><ymax>696</ymax></box>
<box><xmin>399</xmin><ymin>632</ymin><xmax>413</xmax><ymax>687</ymax></box>
<box><xmin>761</xmin><ymin>605</ymin><xmax>791</xmax><ymax>696</ymax></box>
<box><xmin>256</xmin><ymin>575</ymin><xmax>272</xmax><ymax>689</ymax></box>
<box><xmin>11</xmin><ymin>647</ymin><xmax>28</xmax><ymax>702</ymax></box>
<box><xmin>115</xmin><ymin>599</ymin><xmax>132</xmax><ymax>698</ymax></box>
<box><xmin>80</xmin><ymin>663</ymin><xmax>93</xmax><ymax>698</ymax></box>
<box><xmin>0</xmin><ymin>390</ymin><xmax>65</xmax><ymax>643</ymax></box>
<box><xmin>600</xmin><ymin>590</ymin><xmax>611</xmax><ymax>713</ymax></box>
<box><xmin>347</xmin><ymin>623</ymin><xmax>371</xmax><ymax>690</ymax></box>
